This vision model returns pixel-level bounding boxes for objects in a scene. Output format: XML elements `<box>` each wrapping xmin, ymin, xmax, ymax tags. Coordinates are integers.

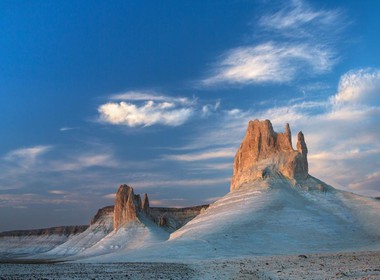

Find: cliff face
<box><xmin>231</xmin><ymin>119</ymin><xmax>308</xmax><ymax>191</ymax></box>
<box><xmin>114</xmin><ymin>185</ymin><xmax>141</xmax><ymax>230</ymax></box>
<box><xmin>0</xmin><ymin>225</ymin><xmax>88</xmax><ymax>237</ymax></box>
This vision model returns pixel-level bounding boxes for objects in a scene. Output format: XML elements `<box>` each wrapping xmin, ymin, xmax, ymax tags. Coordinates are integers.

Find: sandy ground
<box><xmin>1</xmin><ymin>251</ymin><xmax>379</xmax><ymax>279</ymax></box>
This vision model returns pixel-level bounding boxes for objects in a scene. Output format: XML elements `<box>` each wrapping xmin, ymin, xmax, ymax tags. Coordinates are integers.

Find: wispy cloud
<box><xmin>103</xmin><ymin>193</ymin><xmax>116</xmax><ymax>199</ymax></box>
<box><xmin>201</xmin><ymin>100</ymin><xmax>220</xmax><ymax>118</ymax></box>
<box><xmin>4</xmin><ymin>145</ymin><xmax>52</xmax><ymax>168</ymax></box>
<box><xmin>164</xmin><ymin>148</ymin><xmax>235</xmax><ymax>162</ymax></box>
<box><xmin>0</xmin><ymin>193</ymin><xmax>82</xmax><ymax>208</ymax></box>
<box><xmin>203</xmin><ymin>42</ymin><xmax>334</xmax><ymax>85</ymax></box>
<box><xmin>59</xmin><ymin>127</ymin><xmax>79</xmax><ymax>132</ymax></box>
<box><xmin>51</xmin><ymin>153</ymin><xmax>118</xmax><ymax>172</ymax></box>
<box><xmin>48</xmin><ymin>190</ymin><xmax>67</xmax><ymax>195</ymax></box>
<box><xmin>259</xmin><ymin>0</ymin><xmax>341</xmax><ymax>33</ymax></box>
<box><xmin>131</xmin><ymin>177</ymin><xmax>231</xmax><ymax>189</ymax></box>
<box><xmin>202</xmin><ymin>0</ymin><xmax>342</xmax><ymax>86</ymax></box>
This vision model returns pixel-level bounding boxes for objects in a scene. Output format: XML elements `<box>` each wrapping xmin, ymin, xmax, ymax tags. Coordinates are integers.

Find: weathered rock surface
<box><xmin>231</xmin><ymin>119</ymin><xmax>308</xmax><ymax>191</ymax></box>
<box><xmin>149</xmin><ymin>205</ymin><xmax>208</xmax><ymax>232</ymax></box>
<box><xmin>113</xmin><ymin>184</ymin><xmax>208</xmax><ymax>231</ymax></box>
<box><xmin>114</xmin><ymin>185</ymin><xmax>144</xmax><ymax>230</ymax></box>
<box><xmin>91</xmin><ymin>206</ymin><xmax>114</xmax><ymax>225</ymax></box>
<box><xmin>142</xmin><ymin>193</ymin><xmax>150</xmax><ymax>213</ymax></box>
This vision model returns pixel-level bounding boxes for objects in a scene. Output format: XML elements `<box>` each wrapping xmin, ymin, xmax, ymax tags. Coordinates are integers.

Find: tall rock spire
<box><xmin>230</xmin><ymin>119</ymin><xmax>308</xmax><ymax>191</ymax></box>
<box><xmin>114</xmin><ymin>185</ymin><xmax>142</xmax><ymax>230</ymax></box>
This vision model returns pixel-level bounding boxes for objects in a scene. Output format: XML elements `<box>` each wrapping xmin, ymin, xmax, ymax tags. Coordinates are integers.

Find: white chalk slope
<box><xmin>0</xmin><ymin>234</ymin><xmax>74</xmax><ymax>259</ymax></box>
<box><xmin>30</xmin><ymin>209</ymin><xmax>169</xmax><ymax>261</ymax></box>
<box><xmin>80</xmin><ymin>173</ymin><xmax>380</xmax><ymax>262</ymax></box>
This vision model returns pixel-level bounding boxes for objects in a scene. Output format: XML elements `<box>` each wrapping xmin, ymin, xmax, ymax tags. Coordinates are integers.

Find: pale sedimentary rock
<box><xmin>230</xmin><ymin>119</ymin><xmax>308</xmax><ymax>191</ymax></box>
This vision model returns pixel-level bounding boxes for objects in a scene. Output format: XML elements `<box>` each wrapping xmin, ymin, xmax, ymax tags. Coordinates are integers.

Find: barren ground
<box><xmin>1</xmin><ymin>251</ymin><xmax>380</xmax><ymax>279</ymax></box>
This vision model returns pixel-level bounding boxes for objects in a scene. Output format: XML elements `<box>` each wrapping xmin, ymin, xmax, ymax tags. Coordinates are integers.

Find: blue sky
<box><xmin>1</xmin><ymin>0</ymin><xmax>380</xmax><ymax>231</ymax></box>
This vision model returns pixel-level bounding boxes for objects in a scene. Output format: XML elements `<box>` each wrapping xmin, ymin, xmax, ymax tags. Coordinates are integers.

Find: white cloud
<box><xmin>4</xmin><ymin>145</ymin><xmax>52</xmax><ymax>168</ymax></box>
<box><xmin>332</xmin><ymin>68</ymin><xmax>380</xmax><ymax>105</ymax></box>
<box><xmin>204</xmin><ymin>42</ymin><xmax>334</xmax><ymax>85</ymax></box>
<box><xmin>103</xmin><ymin>193</ymin><xmax>116</xmax><ymax>199</ymax></box>
<box><xmin>201</xmin><ymin>100</ymin><xmax>221</xmax><ymax>117</ymax></box>
<box><xmin>259</xmin><ymin>0</ymin><xmax>340</xmax><ymax>32</ymax></box>
<box><xmin>98</xmin><ymin>91</ymin><xmax>222</xmax><ymax>127</ymax></box>
<box><xmin>48</xmin><ymin>190</ymin><xmax>67</xmax><ymax>195</ymax></box>
<box><xmin>110</xmin><ymin>90</ymin><xmax>193</xmax><ymax>105</ymax></box>
<box><xmin>98</xmin><ymin>101</ymin><xmax>194</xmax><ymax>127</ymax></box>
<box><xmin>202</xmin><ymin>0</ymin><xmax>341</xmax><ymax>86</ymax></box>
<box><xmin>59</xmin><ymin>127</ymin><xmax>79</xmax><ymax>132</ymax></box>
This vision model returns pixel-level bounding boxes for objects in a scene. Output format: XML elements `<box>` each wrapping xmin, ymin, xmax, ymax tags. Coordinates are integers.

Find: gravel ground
<box><xmin>1</xmin><ymin>251</ymin><xmax>379</xmax><ymax>279</ymax></box>
<box><xmin>192</xmin><ymin>251</ymin><xmax>380</xmax><ymax>279</ymax></box>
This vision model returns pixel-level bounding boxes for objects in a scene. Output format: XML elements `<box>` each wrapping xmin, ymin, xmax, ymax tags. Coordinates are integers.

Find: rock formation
<box><xmin>230</xmin><ymin>119</ymin><xmax>308</xmax><ymax>191</ymax></box>
<box><xmin>149</xmin><ymin>205</ymin><xmax>208</xmax><ymax>232</ymax></box>
<box><xmin>142</xmin><ymin>193</ymin><xmax>150</xmax><ymax>213</ymax></box>
<box><xmin>91</xmin><ymin>206</ymin><xmax>114</xmax><ymax>225</ymax></box>
<box><xmin>112</xmin><ymin>184</ymin><xmax>209</xmax><ymax>231</ymax></box>
<box><xmin>114</xmin><ymin>184</ymin><xmax>145</xmax><ymax>230</ymax></box>
<box><xmin>0</xmin><ymin>225</ymin><xmax>88</xmax><ymax>237</ymax></box>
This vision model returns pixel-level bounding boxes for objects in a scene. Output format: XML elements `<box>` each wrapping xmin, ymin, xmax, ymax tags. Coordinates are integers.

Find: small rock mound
<box><xmin>231</xmin><ymin>119</ymin><xmax>308</xmax><ymax>191</ymax></box>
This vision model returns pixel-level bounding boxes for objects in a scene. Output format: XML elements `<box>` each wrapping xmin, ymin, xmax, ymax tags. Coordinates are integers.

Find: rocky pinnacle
<box><xmin>113</xmin><ymin>184</ymin><xmax>149</xmax><ymax>230</ymax></box>
<box><xmin>230</xmin><ymin>119</ymin><xmax>308</xmax><ymax>191</ymax></box>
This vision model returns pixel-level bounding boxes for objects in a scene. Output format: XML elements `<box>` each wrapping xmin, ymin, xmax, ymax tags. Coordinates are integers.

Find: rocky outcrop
<box><xmin>142</xmin><ymin>193</ymin><xmax>150</xmax><ymax>213</ymax></box>
<box><xmin>231</xmin><ymin>119</ymin><xmax>308</xmax><ymax>191</ymax></box>
<box><xmin>0</xmin><ymin>225</ymin><xmax>88</xmax><ymax>237</ymax></box>
<box><xmin>113</xmin><ymin>185</ymin><xmax>151</xmax><ymax>230</ymax></box>
<box><xmin>91</xmin><ymin>206</ymin><xmax>114</xmax><ymax>225</ymax></box>
<box><xmin>149</xmin><ymin>205</ymin><xmax>208</xmax><ymax>232</ymax></box>
<box><xmin>112</xmin><ymin>184</ymin><xmax>209</xmax><ymax>231</ymax></box>
<box><xmin>114</xmin><ymin>185</ymin><xmax>138</xmax><ymax>230</ymax></box>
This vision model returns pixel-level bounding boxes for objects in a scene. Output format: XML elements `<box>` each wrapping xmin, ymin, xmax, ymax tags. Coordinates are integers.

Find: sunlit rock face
<box><xmin>113</xmin><ymin>184</ymin><xmax>209</xmax><ymax>232</ymax></box>
<box><xmin>113</xmin><ymin>185</ymin><xmax>146</xmax><ymax>230</ymax></box>
<box><xmin>230</xmin><ymin>119</ymin><xmax>308</xmax><ymax>191</ymax></box>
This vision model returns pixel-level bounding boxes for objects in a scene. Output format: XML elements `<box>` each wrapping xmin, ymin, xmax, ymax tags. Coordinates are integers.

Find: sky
<box><xmin>1</xmin><ymin>0</ymin><xmax>380</xmax><ymax>231</ymax></box>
